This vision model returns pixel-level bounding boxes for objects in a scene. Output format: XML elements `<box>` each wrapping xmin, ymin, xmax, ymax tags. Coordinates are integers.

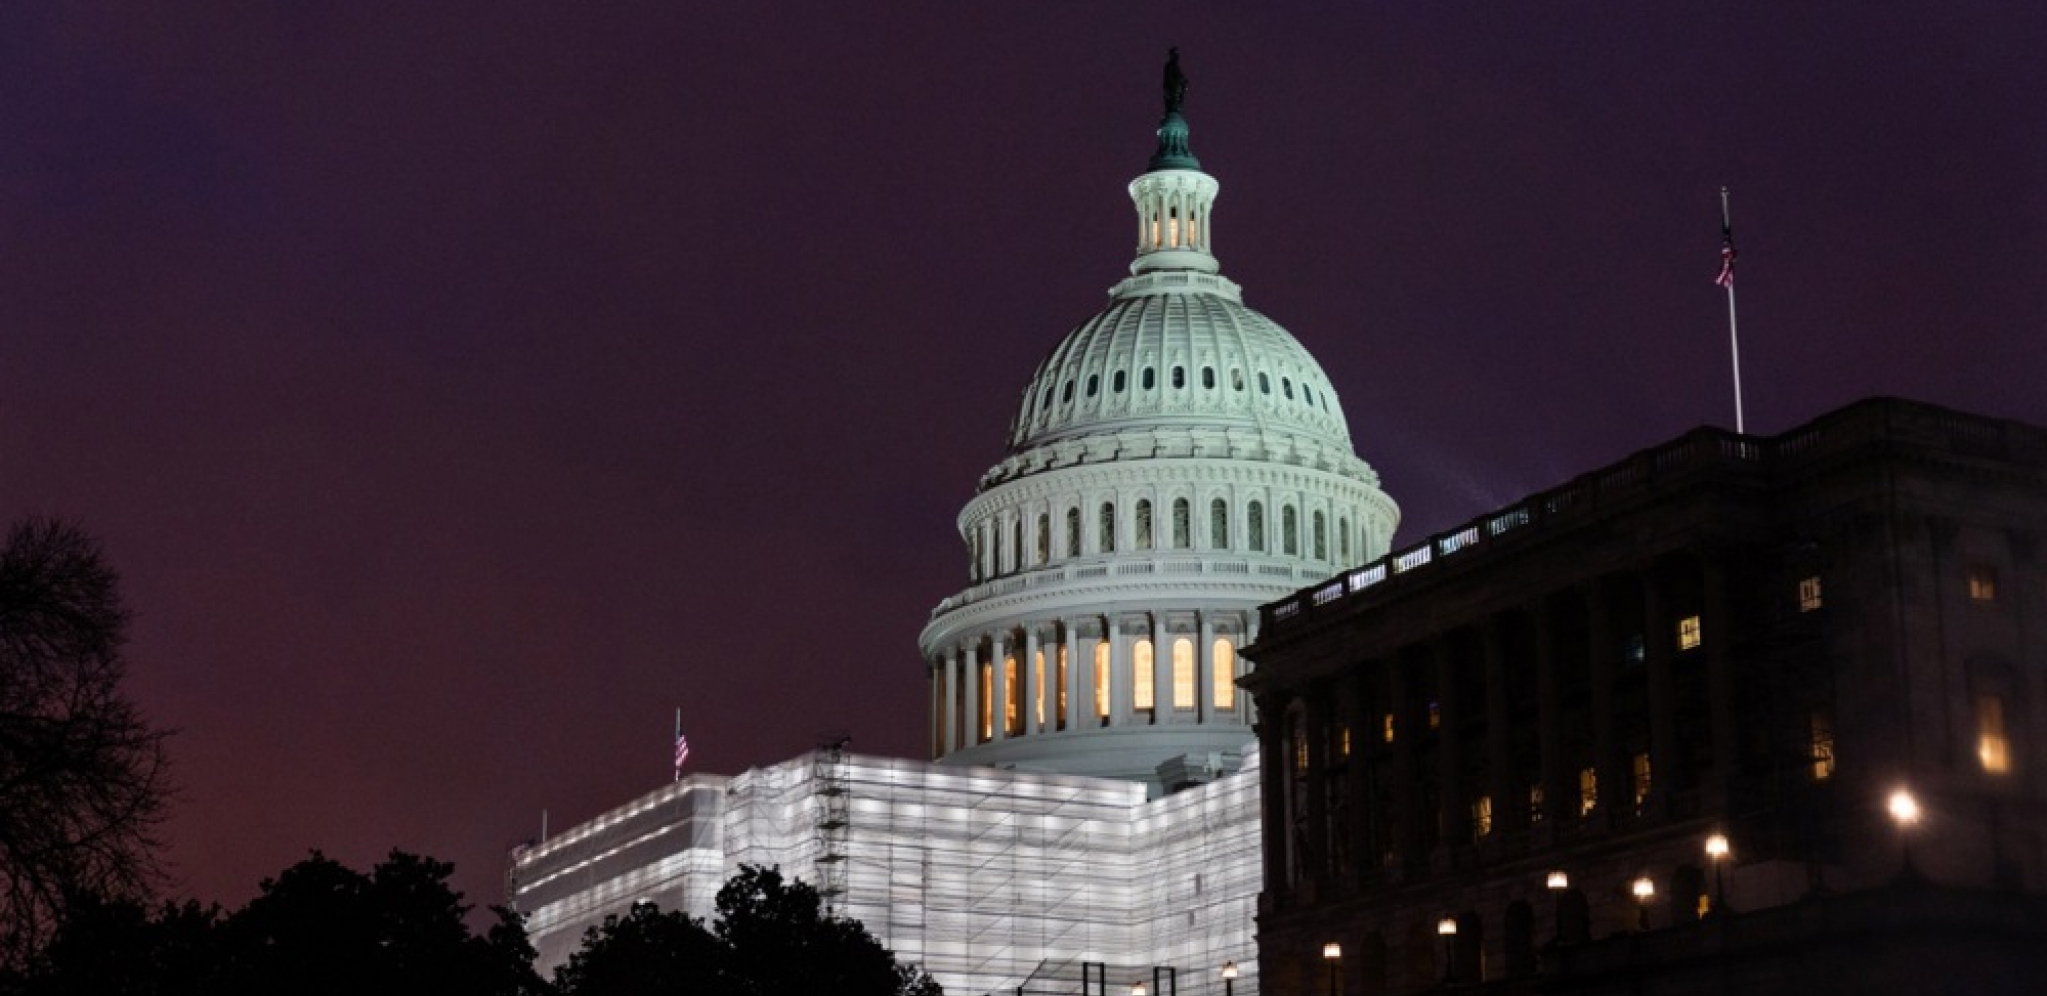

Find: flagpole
<box><xmin>673</xmin><ymin>708</ymin><xmax>682</xmax><ymax>783</ymax></box>
<box><xmin>1718</xmin><ymin>186</ymin><xmax>1745</xmax><ymax>434</ymax></box>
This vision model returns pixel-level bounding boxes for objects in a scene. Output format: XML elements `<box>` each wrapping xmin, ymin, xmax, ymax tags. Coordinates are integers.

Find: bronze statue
<box><xmin>1163</xmin><ymin>47</ymin><xmax>1188</xmax><ymax>115</ymax></box>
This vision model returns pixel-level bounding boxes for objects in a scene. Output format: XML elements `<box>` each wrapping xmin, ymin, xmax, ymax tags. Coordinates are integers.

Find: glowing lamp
<box><xmin>1546</xmin><ymin>869</ymin><xmax>1570</xmax><ymax>891</ymax></box>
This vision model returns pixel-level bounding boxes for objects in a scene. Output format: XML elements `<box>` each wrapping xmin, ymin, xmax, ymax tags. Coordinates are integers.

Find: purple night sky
<box><xmin>3</xmin><ymin>4</ymin><xmax>2042</xmax><ymax>915</ymax></box>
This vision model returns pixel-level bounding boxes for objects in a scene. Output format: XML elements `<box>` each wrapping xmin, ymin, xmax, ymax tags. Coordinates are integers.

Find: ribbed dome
<box><xmin>1009</xmin><ymin>278</ymin><xmax>1353</xmax><ymax>454</ymax></box>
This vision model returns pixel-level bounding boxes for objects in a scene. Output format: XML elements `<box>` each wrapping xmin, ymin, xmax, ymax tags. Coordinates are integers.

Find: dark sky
<box><xmin>4</xmin><ymin>4</ymin><xmax>2042</xmax><ymax>915</ymax></box>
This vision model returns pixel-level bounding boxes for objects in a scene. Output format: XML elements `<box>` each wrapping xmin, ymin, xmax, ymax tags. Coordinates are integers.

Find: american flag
<box><xmin>1714</xmin><ymin>220</ymin><xmax>1737</xmax><ymax>288</ymax></box>
<box><xmin>673</xmin><ymin>732</ymin><xmax>690</xmax><ymax>781</ymax></box>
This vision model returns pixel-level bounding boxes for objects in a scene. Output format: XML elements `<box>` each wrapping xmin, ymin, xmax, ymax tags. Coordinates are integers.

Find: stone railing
<box><xmin>932</xmin><ymin>553</ymin><xmax>1322</xmax><ymax>619</ymax></box>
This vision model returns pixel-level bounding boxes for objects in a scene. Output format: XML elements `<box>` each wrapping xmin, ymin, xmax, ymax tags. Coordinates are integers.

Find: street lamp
<box><xmin>1631</xmin><ymin>875</ymin><xmax>1655</xmax><ymax>931</ymax></box>
<box><xmin>1131</xmin><ymin>983</ymin><xmax>1147</xmax><ymax>996</ymax></box>
<box><xmin>1889</xmin><ymin>788</ymin><xmax>1921</xmax><ymax>878</ymax></box>
<box><xmin>1323</xmin><ymin>942</ymin><xmax>1342</xmax><ymax>996</ymax></box>
<box><xmin>1438</xmin><ymin>916</ymin><xmax>1459</xmax><ymax>985</ymax></box>
<box><xmin>1220</xmin><ymin>961</ymin><xmax>1238</xmax><ymax>996</ymax></box>
<box><xmin>1705</xmin><ymin>833</ymin><xmax>1732</xmax><ymax>915</ymax></box>
<box><xmin>1546</xmin><ymin>869</ymin><xmax>1569</xmax><ymax>891</ymax></box>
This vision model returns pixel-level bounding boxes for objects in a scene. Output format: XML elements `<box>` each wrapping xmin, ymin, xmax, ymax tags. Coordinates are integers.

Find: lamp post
<box><xmin>1131</xmin><ymin>983</ymin><xmax>1146</xmax><ymax>996</ymax></box>
<box><xmin>1631</xmin><ymin>876</ymin><xmax>1655</xmax><ymax>931</ymax></box>
<box><xmin>1705</xmin><ymin>833</ymin><xmax>1732</xmax><ymax>915</ymax></box>
<box><xmin>1888</xmin><ymin>788</ymin><xmax>1921</xmax><ymax>879</ymax></box>
<box><xmin>1220</xmin><ymin>961</ymin><xmax>1237</xmax><ymax>996</ymax></box>
<box><xmin>1437</xmin><ymin>916</ymin><xmax>1459</xmax><ymax>985</ymax></box>
<box><xmin>1323</xmin><ymin>942</ymin><xmax>1341</xmax><ymax>996</ymax></box>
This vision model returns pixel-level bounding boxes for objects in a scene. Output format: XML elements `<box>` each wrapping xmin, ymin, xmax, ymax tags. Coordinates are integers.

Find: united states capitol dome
<box><xmin>920</xmin><ymin>51</ymin><xmax>1398</xmax><ymax>788</ymax></box>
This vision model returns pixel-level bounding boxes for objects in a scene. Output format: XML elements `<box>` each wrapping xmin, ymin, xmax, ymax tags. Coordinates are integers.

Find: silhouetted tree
<box><xmin>216</xmin><ymin>850</ymin><xmax>546</xmax><ymax>996</ymax></box>
<box><xmin>8</xmin><ymin>895</ymin><xmax>221</xmax><ymax>996</ymax></box>
<box><xmin>0</xmin><ymin>518</ymin><xmax>171</xmax><ymax>968</ymax></box>
<box><xmin>554</xmin><ymin>902</ymin><xmax>727</xmax><ymax>996</ymax></box>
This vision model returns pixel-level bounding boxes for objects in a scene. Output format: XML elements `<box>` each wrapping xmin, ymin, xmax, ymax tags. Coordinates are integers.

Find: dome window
<box><xmin>1171</xmin><ymin>366</ymin><xmax>1185</xmax><ymax>389</ymax></box>
<box><xmin>1039</xmin><ymin>388</ymin><xmax>1051</xmax><ymax>412</ymax></box>
<box><xmin>1302</xmin><ymin>384</ymin><xmax>1314</xmax><ymax>405</ymax></box>
<box><xmin>1282</xmin><ymin>378</ymin><xmax>1295</xmax><ymax>400</ymax></box>
<box><xmin>1283</xmin><ymin>506</ymin><xmax>1299</xmax><ymax>555</ymax></box>
<box><xmin>1035</xmin><ymin>513</ymin><xmax>1050</xmax><ymax>565</ymax></box>
<box><xmin>1142</xmin><ymin>367</ymin><xmax>1156</xmax><ymax>390</ymax></box>
<box><xmin>1172</xmin><ymin>498</ymin><xmax>1191</xmax><ymax>548</ymax></box>
<box><xmin>1259</xmin><ymin>372</ymin><xmax>1271</xmax><ymax>395</ymax></box>
<box><xmin>1313</xmin><ymin>510</ymin><xmax>1327</xmax><ymax>560</ymax></box>
<box><xmin>1062</xmin><ymin>380</ymin><xmax>1074</xmax><ymax>403</ymax></box>
<box><xmin>1086</xmin><ymin>374</ymin><xmax>1099</xmax><ymax>398</ymax></box>
<box><xmin>1114</xmin><ymin>370</ymin><xmax>1127</xmax><ymax>393</ymax></box>
<box><xmin>1248</xmin><ymin>501</ymin><xmax>1266</xmax><ymax>552</ymax></box>
<box><xmin>1065</xmin><ymin>508</ymin><xmax>1081</xmax><ymax>558</ymax></box>
<box><xmin>1135</xmin><ymin>500</ymin><xmax>1154</xmax><ymax>550</ymax></box>
<box><xmin>1202</xmin><ymin>366</ymin><xmax>1216</xmax><ymax>389</ymax></box>
<box><xmin>1210</xmin><ymin>499</ymin><xmax>1229</xmax><ymax>549</ymax></box>
<box><xmin>1099</xmin><ymin>503</ymin><xmax>1116</xmax><ymax>552</ymax></box>
<box><xmin>1339</xmin><ymin>516</ymin><xmax>1351</xmax><ymax>562</ymax></box>
<box><xmin>1232</xmin><ymin>369</ymin><xmax>1245</xmax><ymax>391</ymax></box>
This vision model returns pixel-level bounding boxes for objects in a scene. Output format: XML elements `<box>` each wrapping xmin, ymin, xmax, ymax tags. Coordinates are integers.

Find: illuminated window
<box><xmin>1293</xmin><ymin>727</ymin><xmax>1309</xmax><ymax>773</ymax></box>
<box><xmin>1472</xmin><ymin>795</ymin><xmax>1493</xmax><ymax>839</ymax></box>
<box><xmin>1172</xmin><ymin>498</ymin><xmax>1190</xmax><ymax>549</ymax></box>
<box><xmin>1065</xmin><ymin>508</ymin><xmax>1080</xmax><ymax>558</ymax></box>
<box><xmin>1978</xmin><ymin>694</ymin><xmax>2011</xmax><ymax>774</ymax></box>
<box><xmin>1336</xmin><ymin>725</ymin><xmax>1351</xmax><ymax>757</ymax></box>
<box><xmin>1677</xmin><ymin>615</ymin><xmax>1702</xmax><ymax>651</ymax></box>
<box><xmin>1312</xmin><ymin>510</ymin><xmax>1327</xmax><ymax>560</ymax></box>
<box><xmin>1798</xmin><ymin>575</ymin><xmax>1823</xmax><ymax>612</ymax></box>
<box><xmin>1427</xmin><ymin>701</ymin><xmax>1441</xmax><ymax>730</ymax></box>
<box><xmin>1093</xmin><ymin>642</ymin><xmax>1110</xmax><ymax>719</ymax></box>
<box><xmin>1529</xmin><ymin>784</ymin><xmax>1545</xmax><ymax>823</ymax></box>
<box><xmin>1099</xmin><ymin>503</ymin><xmax>1115</xmax><ymax>552</ymax></box>
<box><xmin>1055</xmin><ymin>646</ymin><xmax>1068</xmax><ymax>730</ymax></box>
<box><xmin>1210</xmin><ymin>499</ymin><xmax>1228</xmax><ymax>549</ymax></box>
<box><xmin>1212</xmin><ymin>638</ymin><xmax>1236</xmax><ymax>710</ymax></box>
<box><xmin>1696</xmin><ymin>894</ymin><xmax>1712</xmax><ymax>919</ymax></box>
<box><xmin>1248</xmin><ymin>501</ymin><xmax>1266</xmax><ymax>552</ymax></box>
<box><xmin>1809</xmin><ymin>711</ymin><xmax>1835</xmax><ymax>780</ymax></box>
<box><xmin>1969</xmin><ymin>564</ymin><xmax>1998</xmax><ymax>602</ymax></box>
<box><xmin>1382</xmin><ymin>713</ymin><xmax>1395</xmax><ymax>743</ymax></box>
<box><xmin>1631</xmin><ymin>752</ymin><xmax>1652</xmax><ymax>805</ymax></box>
<box><xmin>1135</xmin><ymin>500</ymin><xmax>1154</xmax><ymax>550</ymax></box>
<box><xmin>1035</xmin><ymin>514</ymin><xmax>1049</xmax><ymax>565</ymax></box>
<box><xmin>979</xmin><ymin>661</ymin><xmax>993</xmax><ymax>742</ymax></box>
<box><xmin>1283</xmin><ymin>506</ymin><xmax>1298</xmax><ymax>555</ymax></box>
<box><xmin>1171</xmin><ymin>638</ymin><xmax>1196</xmax><ymax>710</ymax></box>
<box><xmin>1133</xmin><ymin>639</ymin><xmax>1155</xmax><ymax>711</ymax></box>
<box><xmin>1004</xmin><ymin>655</ymin><xmax>1021</xmax><ymax>734</ymax></box>
<box><xmin>1033</xmin><ymin>650</ymin><xmax>1047</xmax><ymax>727</ymax></box>
<box><xmin>1578</xmin><ymin>767</ymin><xmax>1598</xmax><ymax>815</ymax></box>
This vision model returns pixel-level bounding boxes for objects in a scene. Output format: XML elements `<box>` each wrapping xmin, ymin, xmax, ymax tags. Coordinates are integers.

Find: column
<box><xmin>932</xmin><ymin>659</ymin><xmax>946</xmax><ymax>759</ymax></box>
<box><xmin>1110</xmin><ymin>620</ymin><xmax>1132</xmax><ymax>726</ymax></box>
<box><xmin>1483</xmin><ymin>615</ymin><xmax>1517</xmax><ymax>834</ymax></box>
<box><xmin>962</xmin><ymin>643</ymin><xmax>982</xmax><ymax>746</ymax></box>
<box><xmin>990</xmin><ymin>633</ymin><xmax>1010</xmax><ymax>742</ymax></box>
<box><xmin>1062</xmin><ymin>620</ymin><xmax>1082</xmax><ymax>732</ymax></box>
<box><xmin>1198</xmin><ymin>612</ymin><xmax>1217</xmax><ymax>724</ymax></box>
<box><xmin>1152</xmin><ymin>614</ymin><xmax>1170</xmax><ymax>725</ymax></box>
<box><xmin>1022</xmin><ymin>626</ymin><xmax>1041</xmax><ymax>736</ymax></box>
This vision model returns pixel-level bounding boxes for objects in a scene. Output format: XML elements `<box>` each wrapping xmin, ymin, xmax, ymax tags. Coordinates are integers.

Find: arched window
<box><xmin>1135</xmin><ymin>500</ymin><xmax>1154</xmax><ymax>550</ymax></box>
<box><xmin>1093</xmin><ymin>642</ymin><xmax>1110</xmax><ymax>720</ymax></box>
<box><xmin>1172</xmin><ymin>638</ymin><xmax>1195</xmax><ymax>710</ymax></box>
<box><xmin>1099</xmin><ymin>503</ymin><xmax>1116</xmax><ymax>552</ymax></box>
<box><xmin>1061</xmin><ymin>380</ymin><xmax>1073</xmax><ymax>403</ymax></box>
<box><xmin>1210</xmin><ymin>499</ymin><xmax>1229</xmax><ymax>549</ymax></box>
<box><xmin>1171</xmin><ymin>366</ymin><xmax>1186</xmax><ymax>389</ymax></box>
<box><xmin>1232</xmin><ymin>368</ymin><xmax>1245</xmax><ymax>391</ymax></box>
<box><xmin>1011</xmin><ymin>520</ymin><xmax>1023</xmax><ymax>572</ymax></box>
<box><xmin>1339</xmin><ymin>516</ymin><xmax>1350</xmax><ymax>562</ymax></box>
<box><xmin>1212</xmin><ymin>638</ymin><xmax>1236</xmax><ymax>710</ymax></box>
<box><xmin>1113</xmin><ymin>370</ymin><xmax>1127</xmax><ymax>393</ymax></box>
<box><xmin>1313</xmin><ymin>510</ymin><xmax>1327</xmax><ymax>560</ymax></box>
<box><xmin>1258</xmin><ymin>372</ymin><xmax>1271</xmax><ymax>395</ymax></box>
<box><xmin>1172</xmin><ymin>498</ymin><xmax>1190</xmax><ymax>548</ymax></box>
<box><xmin>1086</xmin><ymin>373</ymin><xmax>1099</xmax><ymax>397</ymax></box>
<box><xmin>978</xmin><ymin>659</ymin><xmax>993</xmax><ymax>743</ymax></box>
<box><xmin>1035</xmin><ymin>513</ymin><xmax>1049</xmax><ymax>565</ymax></box>
<box><xmin>1202</xmin><ymin>366</ymin><xmax>1216</xmax><ymax>389</ymax></box>
<box><xmin>1302</xmin><ymin>384</ymin><xmax>1314</xmax><ymax>406</ymax></box>
<box><xmin>1282</xmin><ymin>377</ymin><xmax>1294</xmax><ymax>399</ymax></box>
<box><xmin>1133</xmin><ymin>638</ymin><xmax>1155</xmax><ymax>711</ymax></box>
<box><xmin>968</xmin><ymin>531</ymin><xmax>982</xmax><ymax>582</ymax></box>
<box><xmin>1283</xmin><ymin>506</ymin><xmax>1299</xmax><ymax>555</ymax></box>
<box><xmin>1066</xmin><ymin>507</ymin><xmax>1081</xmax><ymax>557</ymax></box>
<box><xmin>1142</xmin><ymin>367</ymin><xmax>1156</xmax><ymax>390</ymax></box>
<box><xmin>1249</xmin><ymin>501</ymin><xmax>1266</xmax><ymax>552</ymax></box>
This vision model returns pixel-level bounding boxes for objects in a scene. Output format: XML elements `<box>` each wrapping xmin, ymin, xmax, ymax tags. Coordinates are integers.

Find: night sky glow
<box><xmin>3</xmin><ymin>4</ymin><xmax>2042</xmax><ymax>915</ymax></box>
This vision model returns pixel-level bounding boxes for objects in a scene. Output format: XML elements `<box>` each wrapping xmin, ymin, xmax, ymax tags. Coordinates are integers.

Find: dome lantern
<box><xmin>1131</xmin><ymin>48</ymin><xmax>1219</xmax><ymax>276</ymax></box>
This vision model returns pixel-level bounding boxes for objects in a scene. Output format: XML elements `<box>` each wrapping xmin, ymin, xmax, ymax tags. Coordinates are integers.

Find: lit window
<box><xmin>1172</xmin><ymin>498</ymin><xmax>1191</xmax><ymax>549</ymax></box>
<box><xmin>1055</xmin><ymin>646</ymin><xmax>1068</xmax><ymax>730</ymax></box>
<box><xmin>1529</xmin><ymin>784</ymin><xmax>1545</xmax><ymax>823</ymax></box>
<box><xmin>1631</xmin><ymin>752</ymin><xmax>1652</xmax><ymax>805</ymax></box>
<box><xmin>1293</xmin><ymin>728</ymin><xmax>1308</xmax><ymax>773</ymax></box>
<box><xmin>1211</xmin><ymin>639</ymin><xmax>1235</xmax><ymax>711</ymax></box>
<box><xmin>1135</xmin><ymin>500</ymin><xmax>1154</xmax><ymax>550</ymax></box>
<box><xmin>1978</xmin><ymin>694</ymin><xmax>2011</xmax><ymax>774</ymax></box>
<box><xmin>1969</xmin><ymin>564</ymin><xmax>1998</xmax><ymax>602</ymax></box>
<box><xmin>1004</xmin><ymin>655</ymin><xmax>1020</xmax><ymax>734</ymax></box>
<box><xmin>1677</xmin><ymin>615</ymin><xmax>1702</xmax><ymax>651</ymax></box>
<box><xmin>1696</xmin><ymin>894</ymin><xmax>1712</xmax><ymax>919</ymax></box>
<box><xmin>1248</xmin><ymin>501</ymin><xmax>1266</xmax><ymax>552</ymax></box>
<box><xmin>1093</xmin><ymin>642</ymin><xmax>1110</xmax><ymax>719</ymax></box>
<box><xmin>1338</xmin><ymin>725</ymin><xmax>1351</xmax><ymax>757</ymax></box>
<box><xmin>1427</xmin><ymin>701</ymin><xmax>1441</xmax><ymax>730</ymax></box>
<box><xmin>1578</xmin><ymin>767</ymin><xmax>1598</xmax><ymax>815</ymax></box>
<box><xmin>1033</xmin><ymin>650</ymin><xmax>1047</xmax><ymax>726</ymax></box>
<box><xmin>1798</xmin><ymin>575</ymin><xmax>1823</xmax><ymax>612</ymax></box>
<box><xmin>1210</xmin><ymin>499</ymin><xmax>1229</xmax><ymax>549</ymax></box>
<box><xmin>1172</xmin><ymin>638</ymin><xmax>1195</xmax><ymax>710</ymax></box>
<box><xmin>1809</xmin><ymin>711</ymin><xmax>1835</xmax><ymax>780</ymax></box>
<box><xmin>979</xmin><ymin>661</ymin><xmax>993</xmax><ymax>742</ymax></box>
<box><xmin>1382</xmin><ymin>713</ymin><xmax>1395</xmax><ymax>743</ymax></box>
<box><xmin>1133</xmin><ymin>639</ymin><xmax>1155</xmax><ymax>711</ymax></box>
<box><xmin>1472</xmin><ymin>795</ymin><xmax>1493</xmax><ymax>839</ymax></box>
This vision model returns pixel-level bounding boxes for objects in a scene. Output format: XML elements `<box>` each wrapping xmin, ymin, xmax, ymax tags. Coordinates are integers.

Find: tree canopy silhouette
<box><xmin>0</xmin><ymin>518</ymin><xmax>170</xmax><ymax>968</ymax></box>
